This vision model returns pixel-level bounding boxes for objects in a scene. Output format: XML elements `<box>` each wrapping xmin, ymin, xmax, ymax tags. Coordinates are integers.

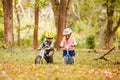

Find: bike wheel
<box><xmin>69</xmin><ymin>57</ymin><xmax>74</xmax><ymax>64</ymax></box>
<box><xmin>64</xmin><ymin>57</ymin><xmax>68</xmax><ymax>64</ymax></box>
<box><xmin>48</xmin><ymin>57</ymin><xmax>53</xmax><ymax>63</ymax></box>
<box><xmin>35</xmin><ymin>55</ymin><xmax>43</xmax><ymax>64</ymax></box>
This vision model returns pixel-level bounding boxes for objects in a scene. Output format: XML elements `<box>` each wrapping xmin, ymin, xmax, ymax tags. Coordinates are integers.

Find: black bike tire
<box><xmin>35</xmin><ymin>55</ymin><xmax>43</xmax><ymax>64</ymax></box>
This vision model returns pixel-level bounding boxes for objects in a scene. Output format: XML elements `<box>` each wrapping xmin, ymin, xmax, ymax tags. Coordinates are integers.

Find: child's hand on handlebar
<box><xmin>60</xmin><ymin>46</ymin><xmax>63</xmax><ymax>48</ymax></box>
<box><xmin>45</xmin><ymin>48</ymin><xmax>50</xmax><ymax>50</ymax></box>
<box><xmin>37</xmin><ymin>48</ymin><xmax>41</xmax><ymax>50</ymax></box>
<box><xmin>71</xmin><ymin>44</ymin><xmax>75</xmax><ymax>47</ymax></box>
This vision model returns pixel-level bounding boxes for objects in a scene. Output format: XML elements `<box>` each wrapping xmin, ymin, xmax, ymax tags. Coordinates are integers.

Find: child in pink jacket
<box><xmin>60</xmin><ymin>28</ymin><xmax>77</xmax><ymax>64</ymax></box>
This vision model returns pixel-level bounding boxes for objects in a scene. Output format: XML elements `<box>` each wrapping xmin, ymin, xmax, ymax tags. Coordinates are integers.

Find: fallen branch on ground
<box><xmin>94</xmin><ymin>47</ymin><xmax>115</xmax><ymax>61</ymax></box>
<box><xmin>93</xmin><ymin>47</ymin><xmax>120</xmax><ymax>64</ymax></box>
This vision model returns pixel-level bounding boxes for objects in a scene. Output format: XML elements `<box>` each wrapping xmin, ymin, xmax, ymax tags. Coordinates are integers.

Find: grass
<box><xmin>0</xmin><ymin>48</ymin><xmax>120</xmax><ymax>80</ymax></box>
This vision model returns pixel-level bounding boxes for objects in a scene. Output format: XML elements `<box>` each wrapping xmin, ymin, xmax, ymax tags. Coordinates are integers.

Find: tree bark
<box><xmin>65</xmin><ymin>0</ymin><xmax>73</xmax><ymax>27</ymax></box>
<box><xmin>105</xmin><ymin>0</ymin><xmax>120</xmax><ymax>49</ymax></box>
<box><xmin>33</xmin><ymin>0</ymin><xmax>39</xmax><ymax>49</ymax></box>
<box><xmin>98</xmin><ymin>18</ymin><xmax>106</xmax><ymax>49</ymax></box>
<box><xmin>56</xmin><ymin>0</ymin><xmax>66</xmax><ymax>50</ymax></box>
<box><xmin>14</xmin><ymin>0</ymin><xmax>20</xmax><ymax>46</ymax></box>
<box><xmin>51</xmin><ymin>0</ymin><xmax>59</xmax><ymax>27</ymax></box>
<box><xmin>106</xmin><ymin>0</ymin><xmax>114</xmax><ymax>49</ymax></box>
<box><xmin>56</xmin><ymin>0</ymin><xmax>73</xmax><ymax>50</ymax></box>
<box><xmin>2</xmin><ymin>0</ymin><xmax>14</xmax><ymax>47</ymax></box>
<box><xmin>87</xmin><ymin>6</ymin><xmax>94</xmax><ymax>35</ymax></box>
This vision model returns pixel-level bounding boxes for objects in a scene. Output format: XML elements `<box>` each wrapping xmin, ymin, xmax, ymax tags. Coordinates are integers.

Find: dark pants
<box><xmin>44</xmin><ymin>50</ymin><xmax>54</xmax><ymax>63</ymax></box>
<box><xmin>63</xmin><ymin>50</ymin><xmax>75</xmax><ymax>57</ymax></box>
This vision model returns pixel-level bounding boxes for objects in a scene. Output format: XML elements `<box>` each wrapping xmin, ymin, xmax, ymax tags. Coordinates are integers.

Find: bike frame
<box><xmin>38</xmin><ymin>49</ymin><xmax>45</xmax><ymax>60</ymax></box>
<box><xmin>64</xmin><ymin>44</ymin><xmax>73</xmax><ymax>64</ymax></box>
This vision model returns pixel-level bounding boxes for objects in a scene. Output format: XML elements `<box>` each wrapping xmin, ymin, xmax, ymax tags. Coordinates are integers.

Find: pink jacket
<box><xmin>60</xmin><ymin>36</ymin><xmax>77</xmax><ymax>50</ymax></box>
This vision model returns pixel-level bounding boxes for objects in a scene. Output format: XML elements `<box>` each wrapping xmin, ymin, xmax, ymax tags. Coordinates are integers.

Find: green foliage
<box><xmin>119</xmin><ymin>38</ymin><xmax>120</xmax><ymax>49</ymax></box>
<box><xmin>0</xmin><ymin>1</ymin><xmax>3</xmax><ymax>24</ymax></box>
<box><xmin>71</xmin><ymin>21</ymin><xmax>86</xmax><ymax>33</ymax></box>
<box><xmin>116</xmin><ymin>28</ymin><xmax>120</xmax><ymax>38</ymax></box>
<box><xmin>0</xmin><ymin>8</ymin><xmax>3</xmax><ymax>17</ymax></box>
<box><xmin>86</xmin><ymin>34</ymin><xmax>96</xmax><ymax>49</ymax></box>
<box><xmin>21</xmin><ymin>38</ymin><xmax>32</xmax><ymax>47</ymax></box>
<box><xmin>0</xmin><ymin>1</ymin><xmax>3</xmax><ymax>17</ymax></box>
<box><xmin>39</xmin><ymin>33</ymin><xmax>45</xmax><ymax>44</ymax></box>
<box><xmin>35</xmin><ymin>0</ymin><xmax>50</xmax><ymax>8</ymax></box>
<box><xmin>0</xmin><ymin>29</ymin><xmax>4</xmax><ymax>41</ymax></box>
<box><xmin>23</xmin><ymin>0</ymin><xmax>50</xmax><ymax>9</ymax></box>
<box><xmin>0</xmin><ymin>29</ymin><xmax>5</xmax><ymax>49</ymax></box>
<box><xmin>20</xmin><ymin>25</ymin><xmax>34</xmax><ymax>31</ymax></box>
<box><xmin>1</xmin><ymin>0</ymin><xmax>119</xmax><ymax>49</ymax></box>
<box><xmin>75</xmin><ymin>38</ymin><xmax>85</xmax><ymax>49</ymax></box>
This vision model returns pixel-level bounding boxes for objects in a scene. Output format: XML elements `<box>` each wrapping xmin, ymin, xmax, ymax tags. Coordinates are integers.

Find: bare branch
<box><xmin>94</xmin><ymin>47</ymin><xmax>115</xmax><ymax>61</ymax></box>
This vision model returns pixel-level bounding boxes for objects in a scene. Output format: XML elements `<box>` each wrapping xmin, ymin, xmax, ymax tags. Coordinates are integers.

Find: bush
<box><xmin>86</xmin><ymin>34</ymin><xmax>96</xmax><ymax>49</ymax></box>
<box><xmin>76</xmin><ymin>38</ymin><xmax>86</xmax><ymax>49</ymax></box>
<box><xmin>21</xmin><ymin>38</ymin><xmax>32</xmax><ymax>47</ymax></box>
<box><xmin>119</xmin><ymin>38</ymin><xmax>120</xmax><ymax>49</ymax></box>
<box><xmin>0</xmin><ymin>29</ymin><xmax>4</xmax><ymax>40</ymax></box>
<box><xmin>40</xmin><ymin>33</ymin><xmax>45</xmax><ymax>43</ymax></box>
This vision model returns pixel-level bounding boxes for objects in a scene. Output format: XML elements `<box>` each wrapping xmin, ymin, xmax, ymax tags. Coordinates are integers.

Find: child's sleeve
<box><xmin>38</xmin><ymin>43</ymin><xmax>44</xmax><ymax>49</ymax></box>
<box><xmin>60</xmin><ymin>37</ymin><xmax>66</xmax><ymax>47</ymax></box>
<box><xmin>50</xmin><ymin>42</ymin><xmax>54</xmax><ymax>49</ymax></box>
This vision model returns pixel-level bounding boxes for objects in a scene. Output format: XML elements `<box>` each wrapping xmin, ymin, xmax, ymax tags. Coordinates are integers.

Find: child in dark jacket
<box><xmin>38</xmin><ymin>32</ymin><xmax>54</xmax><ymax>63</ymax></box>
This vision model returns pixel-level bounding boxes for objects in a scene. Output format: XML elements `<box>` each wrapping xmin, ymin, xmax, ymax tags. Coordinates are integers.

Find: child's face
<box><xmin>46</xmin><ymin>38</ymin><xmax>52</xmax><ymax>42</ymax></box>
<box><xmin>65</xmin><ymin>34</ymin><xmax>71</xmax><ymax>40</ymax></box>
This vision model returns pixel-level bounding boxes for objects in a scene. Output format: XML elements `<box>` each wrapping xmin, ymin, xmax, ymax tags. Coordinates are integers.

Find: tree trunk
<box><xmin>14</xmin><ymin>0</ymin><xmax>20</xmax><ymax>46</ymax></box>
<box><xmin>2</xmin><ymin>0</ymin><xmax>14</xmax><ymax>47</ymax></box>
<box><xmin>87</xmin><ymin>7</ymin><xmax>94</xmax><ymax>35</ymax></box>
<box><xmin>106</xmin><ymin>14</ymin><xmax>114</xmax><ymax>49</ymax></box>
<box><xmin>105</xmin><ymin>0</ymin><xmax>114</xmax><ymax>49</ymax></box>
<box><xmin>51</xmin><ymin>0</ymin><xmax>59</xmax><ymax>27</ymax></box>
<box><xmin>33</xmin><ymin>0</ymin><xmax>39</xmax><ymax>50</ymax></box>
<box><xmin>105</xmin><ymin>0</ymin><xmax>120</xmax><ymax>49</ymax></box>
<box><xmin>98</xmin><ymin>18</ymin><xmax>106</xmax><ymax>49</ymax></box>
<box><xmin>56</xmin><ymin>0</ymin><xmax>73</xmax><ymax>50</ymax></box>
<box><xmin>56</xmin><ymin>0</ymin><xmax>66</xmax><ymax>50</ymax></box>
<box><xmin>56</xmin><ymin>0</ymin><xmax>72</xmax><ymax>50</ymax></box>
<box><xmin>106</xmin><ymin>34</ymin><xmax>114</xmax><ymax>49</ymax></box>
<box><xmin>65</xmin><ymin>0</ymin><xmax>73</xmax><ymax>27</ymax></box>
